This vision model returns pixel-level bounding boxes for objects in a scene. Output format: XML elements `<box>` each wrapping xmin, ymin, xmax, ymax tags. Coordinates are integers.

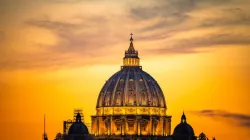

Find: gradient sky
<box><xmin>0</xmin><ymin>0</ymin><xmax>249</xmax><ymax>140</ymax></box>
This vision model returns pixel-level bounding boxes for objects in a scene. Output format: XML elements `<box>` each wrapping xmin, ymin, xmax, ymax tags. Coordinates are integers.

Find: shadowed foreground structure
<box><xmin>50</xmin><ymin>34</ymin><xmax>216</xmax><ymax>140</ymax></box>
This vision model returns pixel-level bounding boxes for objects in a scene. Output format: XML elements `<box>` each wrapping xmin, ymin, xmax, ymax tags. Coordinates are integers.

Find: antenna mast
<box><xmin>43</xmin><ymin>114</ymin><xmax>48</xmax><ymax>140</ymax></box>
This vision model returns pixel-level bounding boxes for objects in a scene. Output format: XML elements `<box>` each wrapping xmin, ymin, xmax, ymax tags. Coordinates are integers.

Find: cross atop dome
<box><xmin>128</xmin><ymin>33</ymin><xmax>135</xmax><ymax>52</ymax></box>
<box><xmin>130</xmin><ymin>33</ymin><xmax>133</xmax><ymax>42</ymax></box>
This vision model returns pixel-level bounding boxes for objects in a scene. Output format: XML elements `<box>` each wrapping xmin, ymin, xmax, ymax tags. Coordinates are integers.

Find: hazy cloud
<box><xmin>145</xmin><ymin>33</ymin><xmax>250</xmax><ymax>54</ymax></box>
<box><xmin>0</xmin><ymin>31</ymin><xmax>4</xmax><ymax>45</ymax></box>
<box><xmin>1</xmin><ymin>0</ymin><xmax>250</xmax><ymax>70</ymax></box>
<box><xmin>191</xmin><ymin>110</ymin><xmax>250</xmax><ymax>128</ymax></box>
<box><xmin>44</xmin><ymin>0</ymin><xmax>96</xmax><ymax>3</ymax></box>
<box><xmin>26</xmin><ymin>16</ymin><xmax>122</xmax><ymax>54</ymax></box>
<box><xmin>52</xmin><ymin>0</ymin><xmax>84</xmax><ymax>3</ymax></box>
<box><xmin>200</xmin><ymin>8</ymin><xmax>250</xmax><ymax>27</ymax></box>
<box><xmin>131</xmin><ymin>0</ymin><xmax>250</xmax><ymax>34</ymax></box>
<box><xmin>173</xmin><ymin>33</ymin><xmax>250</xmax><ymax>48</ymax></box>
<box><xmin>130</xmin><ymin>0</ymin><xmax>233</xmax><ymax>21</ymax></box>
<box><xmin>130</xmin><ymin>0</ymin><xmax>195</xmax><ymax>20</ymax></box>
<box><xmin>140</xmin><ymin>14</ymin><xmax>190</xmax><ymax>32</ymax></box>
<box><xmin>0</xmin><ymin>16</ymin><xmax>128</xmax><ymax>70</ymax></box>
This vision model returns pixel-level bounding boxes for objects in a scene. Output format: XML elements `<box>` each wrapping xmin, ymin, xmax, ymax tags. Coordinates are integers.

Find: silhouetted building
<box><xmin>53</xmin><ymin>110</ymin><xmax>93</xmax><ymax>140</ymax></box>
<box><xmin>173</xmin><ymin>112</ymin><xmax>196</xmax><ymax>140</ymax></box>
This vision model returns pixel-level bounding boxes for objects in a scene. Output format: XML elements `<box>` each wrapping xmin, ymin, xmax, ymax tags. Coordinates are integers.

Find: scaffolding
<box><xmin>73</xmin><ymin>109</ymin><xmax>84</xmax><ymax>122</ymax></box>
<box><xmin>85</xmin><ymin>122</ymin><xmax>92</xmax><ymax>134</ymax></box>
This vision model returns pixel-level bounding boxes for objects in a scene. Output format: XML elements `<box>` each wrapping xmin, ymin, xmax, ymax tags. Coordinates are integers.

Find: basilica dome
<box><xmin>95</xmin><ymin>34</ymin><xmax>167</xmax><ymax>116</ymax></box>
<box><xmin>96</xmin><ymin>66</ymin><xmax>166</xmax><ymax>108</ymax></box>
<box><xmin>91</xmin><ymin>34</ymin><xmax>172</xmax><ymax>137</ymax></box>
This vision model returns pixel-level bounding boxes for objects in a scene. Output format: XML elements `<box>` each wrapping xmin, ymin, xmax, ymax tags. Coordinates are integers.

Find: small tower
<box><xmin>43</xmin><ymin>114</ymin><xmax>48</xmax><ymax>140</ymax></box>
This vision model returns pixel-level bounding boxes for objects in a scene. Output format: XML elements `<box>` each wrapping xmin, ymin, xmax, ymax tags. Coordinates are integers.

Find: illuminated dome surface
<box><xmin>91</xmin><ymin>34</ymin><xmax>172</xmax><ymax>137</ymax></box>
<box><xmin>96</xmin><ymin>66</ymin><xmax>166</xmax><ymax>108</ymax></box>
<box><xmin>95</xmin><ymin>34</ymin><xmax>167</xmax><ymax>116</ymax></box>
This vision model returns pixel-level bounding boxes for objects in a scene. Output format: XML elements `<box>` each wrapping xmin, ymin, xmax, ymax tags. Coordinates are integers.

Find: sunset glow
<box><xmin>0</xmin><ymin>0</ymin><xmax>249</xmax><ymax>140</ymax></box>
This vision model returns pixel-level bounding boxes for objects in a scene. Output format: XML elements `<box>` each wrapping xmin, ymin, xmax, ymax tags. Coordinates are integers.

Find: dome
<box><xmin>68</xmin><ymin>113</ymin><xmax>89</xmax><ymax>135</ymax></box>
<box><xmin>96</xmin><ymin>34</ymin><xmax>166</xmax><ymax>109</ymax></box>
<box><xmin>91</xmin><ymin>34</ymin><xmax>172</xmax><ymax>138</ymax></box>
<box><xmin>173</xmin><ymin>112</ymin><xmax>194</xmax><ymax>136</ymax></box>
<box><xmin>68</xmin><ymin>122</ymin><xmax>89</xmax><ymax>135</ymax></box>
<box><xmin>96</xmin><ymin>66</ymin><xmax>166</xmax><ymax>108</ymax></box>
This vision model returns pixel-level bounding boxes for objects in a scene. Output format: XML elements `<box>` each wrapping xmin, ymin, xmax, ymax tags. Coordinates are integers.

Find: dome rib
<box><xmin>111</xmin><ymin>71</ymin><xmax>122</xmax><ymax>106</ymax></box>
<box><xmin>139</xmin><ymin>70</ymin><xmax>152</xmax><ymax>106</ymax></box>
<box><xmin>97</xmin><ymin>72</ymin><xmax>116</xmax><ymax>107</ymax></box>
<box><xmin>113</xmin><ymin>70</ymin><xmax>124</xmax><ymax>106</ymax></box>
<box><xmin>133</xmin><ymin>68</ymin><xmax>140</xmax><ymax>106</ymax></box>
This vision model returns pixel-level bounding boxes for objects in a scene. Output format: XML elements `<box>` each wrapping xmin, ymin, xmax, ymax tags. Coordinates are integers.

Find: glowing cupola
<box><xmin>123</xmin><ymin>33</ymin><xmax>140</xmax><ymax>66</ymax></box>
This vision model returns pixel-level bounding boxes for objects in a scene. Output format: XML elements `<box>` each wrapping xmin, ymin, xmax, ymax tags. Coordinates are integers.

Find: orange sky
<box><xmin>0</xmin><ymin>0</ymin><xmax>249</xmax><ymax>140</ymax></box>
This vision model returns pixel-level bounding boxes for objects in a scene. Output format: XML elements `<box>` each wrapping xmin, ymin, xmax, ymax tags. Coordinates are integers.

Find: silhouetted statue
<box><xmin>198</xmin><ymin>132</ymin><xmax>209</xmax><ymax>140</ymax></box>
<box><xmin>54</xmin><ymin>133</ymin><xmax>63</xmax><ymax>140</ymax></box>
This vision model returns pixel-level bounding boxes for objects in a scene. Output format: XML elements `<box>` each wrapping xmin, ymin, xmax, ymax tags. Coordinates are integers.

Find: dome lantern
<box><xmin>123</xmin><ymin>33</ymin><xmax>140</xmax><ymax>66</ymax></box>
